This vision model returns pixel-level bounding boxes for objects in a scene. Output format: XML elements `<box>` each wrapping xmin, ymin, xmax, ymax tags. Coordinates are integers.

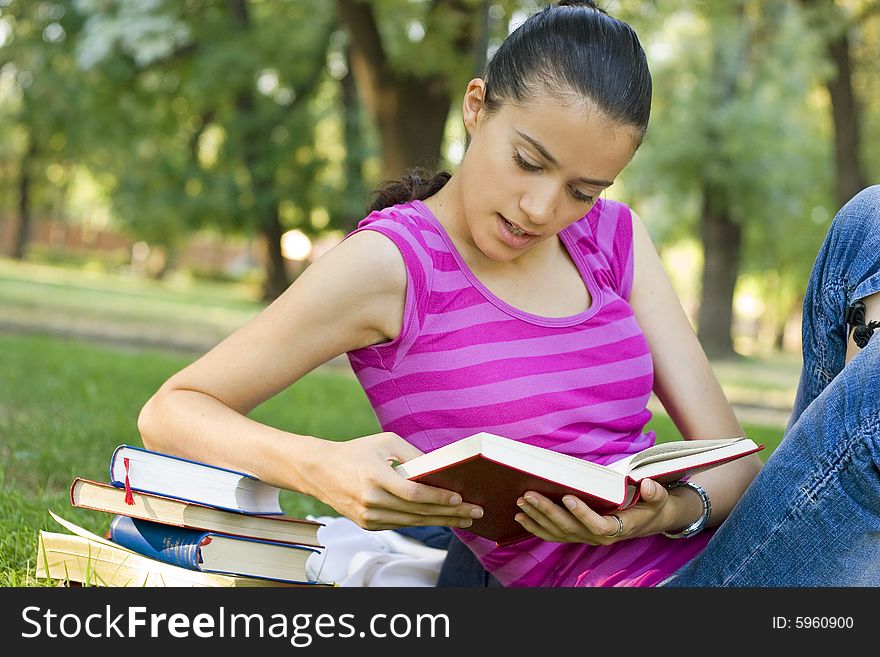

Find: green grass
<box><xmin>0</xmin><ymin>333</ymin><xmax>382</xmax><ymax>586</ymax></box>
<box><xmin>645</xmin><ymin>413</ymin><xmax>783</xmax><ymax>455</ymax></box>
<box><xmin>0</xmin><ymin>257</ymin><xmax>262</xmax><ymax>313</ymax></box>
<box><xmin>0</xmin><ymin>259</ymin><xmax>794</xmax><ymax>587</ymax></box>
<box><xmin>0</xmin><ymin>257</ymin><xmax>265</xmax><ymax>350</ymax></box>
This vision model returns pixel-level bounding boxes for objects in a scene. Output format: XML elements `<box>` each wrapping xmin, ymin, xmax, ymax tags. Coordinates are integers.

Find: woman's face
<box><xmin>454</xmin><ymin>80</ymin><xmax>639</xmax><ymax>263</ymax></box>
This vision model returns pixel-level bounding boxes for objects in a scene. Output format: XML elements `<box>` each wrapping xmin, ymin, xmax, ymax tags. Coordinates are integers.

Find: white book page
<box><xmin>49</xmin><ymin>510</ymin><xmax>140</xmax><ymax>553</ymax></box>
<box><xmin>606</xmin><ymin>438</ymin><xmax>747</xmax><ymax>475</ymax></box>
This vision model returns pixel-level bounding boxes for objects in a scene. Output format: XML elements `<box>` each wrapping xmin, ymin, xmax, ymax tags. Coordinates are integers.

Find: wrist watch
<box><xmin>662</xmin><ymin>481</ymin><xmax>711</xmax><ymax>539</ymax></box>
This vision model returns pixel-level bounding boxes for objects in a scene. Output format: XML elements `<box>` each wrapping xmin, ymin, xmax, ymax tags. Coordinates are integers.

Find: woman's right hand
<box><xmin>306</xmin><ymin>432</ymin><xmax>483</xmax><ymax>531</ymax></box>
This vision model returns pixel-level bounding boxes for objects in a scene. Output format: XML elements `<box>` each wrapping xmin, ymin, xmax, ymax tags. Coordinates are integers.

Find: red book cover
<box><xmin>409</xmin><ymin>454</ymin><xmax>631</xmax><ymax>546</ymax></box>
<box><xmin>398</xmin><ymin>432</ymin><xmax>763</xmax><ymax>546</ymax></box>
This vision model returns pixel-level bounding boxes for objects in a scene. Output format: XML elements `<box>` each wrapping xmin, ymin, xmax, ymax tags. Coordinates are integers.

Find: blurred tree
<box><xmin>0</xmin><ymin>0</ymin><xmax>87</xmax><ymax>259</ymax></box>
<box><xmin>335</xmin><ymin>30</ymin><xmax>371</xmax><ymax>230</ymax></box>
<box><xmin>324</xmin><ymin>0</ymin><xmax>518</xmax><ymax>231</ymax></box>
<box><xmin>70</xmin><ymin>0</ymin><xmax>335</xmax><ymax>300</ymax></box>
<box><xmin>619</xmin><ymin>0</ymin><xmax>831</xmax><ymax>357</ymax></box>
<box><xmin>859</xmin><ymin>7</ymin><xmax>880</xmax><ymax>179</ymax></box>
<box><xmin>337</xmin><ymin>0</ymin><xmax>486</xmax><ymax>180</ymax></box>
<box><xmin>800</xmin><ymin>0</ymin><xmax>876</xmax><ymax>209</ymax></box>
<box><xmin>6</xmin><ymin>0</ymin><xmax>869</xmax><ymax>323</ymax></box>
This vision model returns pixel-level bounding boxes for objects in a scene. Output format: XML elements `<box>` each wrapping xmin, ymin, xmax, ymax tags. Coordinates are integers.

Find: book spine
<box><xmin>107</xmin><ymin>450</ymin><xmax>137</xmax><ymax>505</ymax></box>
<box><xmin>69</xmin><ymin>478</ymin><xmax>80</xmax><ymax>507</ymax></box>
<box><xmin>108</xmin><ymin>445</ymin><xmax>124</xmax><ymax>487</ymax></box>
<box><xmin>106</xmin><ymin>447</ymin><xmax>284</xmax><ymax>515</ymax></box>
<box><xmin>109</xmin><ymin>515</ymin><xmax>206</xmax><ymax>571</ymax></box>
<box><xmin>109</xmin><ymin>444</ymin><xmax>266</xmax><ymax>481</ymax></box>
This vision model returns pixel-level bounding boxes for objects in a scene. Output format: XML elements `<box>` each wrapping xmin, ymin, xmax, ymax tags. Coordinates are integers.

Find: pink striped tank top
<box><xmin>345</xmin><ymin>198</ymin><xmax>712</xmax><ymax>587</ymax></box>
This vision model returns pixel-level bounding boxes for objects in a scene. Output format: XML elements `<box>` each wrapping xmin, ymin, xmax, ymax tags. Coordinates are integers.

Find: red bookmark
<box><xmin>123</xmin><ymin>457</ymin><xmax>134</xmax><ymax>505</ymax></box>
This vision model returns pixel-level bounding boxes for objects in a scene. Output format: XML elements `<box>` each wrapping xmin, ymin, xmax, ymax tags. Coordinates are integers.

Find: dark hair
<box><xmin>485</xmin><ymin>1</ymin><xmax>651</xmax><ymax>137</ymax></box>
<box><xmin>367</xmin><ymin>168</ymin><xmax>452</xmax><ymax>215</ymax></box>
<box><xmin>366</xmin><ymin>0</ymin><xmax>651</xmax><ymax>214</ymax></box>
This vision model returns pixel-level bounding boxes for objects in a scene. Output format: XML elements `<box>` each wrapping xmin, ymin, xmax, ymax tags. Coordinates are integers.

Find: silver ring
<box><xmin>609</xmin><ymin>514</ymin><xmax>624</xmax><ymax>538</ymax></box>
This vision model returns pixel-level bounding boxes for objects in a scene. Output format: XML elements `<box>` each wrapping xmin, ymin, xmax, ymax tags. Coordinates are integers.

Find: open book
<box><xmin>394</xmin><ymin>432</ymin><xmax>763</xmax><ymax>545</ymax></box>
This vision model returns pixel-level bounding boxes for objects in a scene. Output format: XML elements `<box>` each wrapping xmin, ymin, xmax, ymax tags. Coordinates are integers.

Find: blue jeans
<box><xmin>665</xmin><ymin>186</ymin><xmax>880</xmax><ymax>586</ymax></box>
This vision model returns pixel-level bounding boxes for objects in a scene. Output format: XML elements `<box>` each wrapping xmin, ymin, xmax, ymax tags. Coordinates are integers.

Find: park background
<box><xmin>0</xmin><ymin>0</ymin><xmax>877</xmax><ymax>586</ymax></box>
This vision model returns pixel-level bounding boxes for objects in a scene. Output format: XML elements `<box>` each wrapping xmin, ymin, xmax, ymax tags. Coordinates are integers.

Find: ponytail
<box><xmin>366</xmin><ymin>167</ymin><xmax>451</xmax><ymax>214</ymax></box>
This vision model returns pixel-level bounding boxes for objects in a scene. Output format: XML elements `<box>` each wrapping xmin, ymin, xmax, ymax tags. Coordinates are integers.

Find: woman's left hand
<box><xmin>514</xmin><ymin>478</ymin><xmax>669</xmax><ymax>545</ymax></box>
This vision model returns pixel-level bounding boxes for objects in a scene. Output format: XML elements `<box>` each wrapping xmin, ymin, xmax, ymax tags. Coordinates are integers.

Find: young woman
<box><xmin>137</xmin><ymin>1</ymin><xmax>879</xmax><ymax>587</ymax></box>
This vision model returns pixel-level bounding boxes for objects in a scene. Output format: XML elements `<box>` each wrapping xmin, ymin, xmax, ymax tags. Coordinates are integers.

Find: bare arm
<box><xmin>628</xmin><ymin>210</ymin><xmax>763</xmax><ymax>531</ymax></box>
<box><xmin>137</xmin><ymin>229</ymin><xmax>481</xmax><ymax>530</ymax></box>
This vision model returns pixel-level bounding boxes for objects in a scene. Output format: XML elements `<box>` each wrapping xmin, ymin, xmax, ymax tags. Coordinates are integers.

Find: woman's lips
<box><xmin>497</xmin><ymin>214</ymin><xmax>538</xmax><ymax>248</ymax></box>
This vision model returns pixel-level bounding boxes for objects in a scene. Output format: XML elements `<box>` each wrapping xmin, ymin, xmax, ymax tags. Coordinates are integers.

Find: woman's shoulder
<box><xmin>354</xmin><ymin>201</ymin><xmax>436</xmax><ymax>245</ymax></box>
<box><xmin>309</xmin><ymin>228</ymin><xmax>407</xmax><ymax>306</ymax></box>
<box><xmin>347</xmin><ymin>201</ymin><xmax>439</xmax><ymax>280</ymax></box>
<box><xmin>332</xmin><ymin>202</ymin><xmax>436</xmax><ymax>350</ymax></box>
<box><xmin>337</xmin><ymin>201</ymin><xmax>438</xmax><ymax>301</ymax></box>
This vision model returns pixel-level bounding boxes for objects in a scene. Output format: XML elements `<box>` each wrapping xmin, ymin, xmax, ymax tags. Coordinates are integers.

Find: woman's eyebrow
<box><xmin>514</xmin><ymin>129</ymin><xmax>614</xmax><ymax>187</ymax></box>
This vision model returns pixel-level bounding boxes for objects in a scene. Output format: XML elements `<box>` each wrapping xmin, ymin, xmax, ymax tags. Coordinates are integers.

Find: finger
<box><xmin>560</xmin><ymin>495</ymin><xmax>618</xmax><ymax>536</ymax></box>
<box><xmin>386</xmin><ymin>468</ymin><xmax>470</xmax><ymax>508</ymax></box>
<box><xmin>373</xmin><ymin>482</ymin><xmax>483</xmax><ymax>520</ymax></box>
<box><xmin>516</xmin><ymin>496</ymin><xmax>562</xmax><ymax>536</ymax></box>
<box><xmin>639</xmin><ymin>478</ymin><xmax>666</xmax><ymax>504</ymax></box>
<box><xmin>518</xmin><ymin>493</ymin><xmax>582</xmax><ymax>536</ymax></box>
<box><xmin>384</xmin><ymin>437</ymin><xmax>425</xmax><ymax>465</ymax></box>
<box><xmin>514</xmin><ymin>510</ymin><xmax>558</xmax><ymax>542</ymax></box>
<box><xmin>359</xmin><ymin>509</ymin><xmax>479</xmax><ymax>531</ymax></box>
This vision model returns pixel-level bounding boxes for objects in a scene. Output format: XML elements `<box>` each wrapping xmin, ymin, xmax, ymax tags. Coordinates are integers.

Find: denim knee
<box><xmin>832</xmin><ymin>185</ymin><xmax>880</xmax><ymax>235</ymax></box>
<box><xmin>825</xmin><ymin>185</ymin><xmax>880</xmax><ymax>303</ymax></box>
<box><xmin>790</xmin><ymin>186</ymin><xmax>880</xmax><ymax>424</ymax></box>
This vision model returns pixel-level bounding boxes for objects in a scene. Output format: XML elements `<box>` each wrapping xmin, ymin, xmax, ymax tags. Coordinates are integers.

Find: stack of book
<box><xmin>36</xmin><ymin>444</ymin><xmax>334</xmax><ymax>587</ymax></box>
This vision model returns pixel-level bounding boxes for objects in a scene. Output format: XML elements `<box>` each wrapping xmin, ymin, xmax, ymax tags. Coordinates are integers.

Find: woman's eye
<box><xmin>570</xmin><ymin>188</ymin><xmax>595</xmax><ymax>204</ymax></box>
<box><xmin>513</xmin><ymin>150</ymin><xmax>595</xmax><ymax>204</ymax></box>
<box><xmin>512</xmin><ymin>152</ymin><xmax>541</xmax><ymax>172</ymax></box>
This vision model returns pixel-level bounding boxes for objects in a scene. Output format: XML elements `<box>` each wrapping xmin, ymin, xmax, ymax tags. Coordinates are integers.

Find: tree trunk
<box><xmin>152</xmin><ymin>247</ymin><xmax>179</xmax><ymax>281</ymax></box>
<box><xmin>260</xmin><ymin>206</ymin><xmax>289</xmax><ymax>302</ymax></box>
<box><xmin>12</xmin><ymin>131</ymin><xmax>37</xmax><ymax>260</ymax></box>
<box><xmin>697</xmin><ymin>185</ymin><xmax>741</xmax><ymax>359</ymax></box>
<box><xmin>799</xmin><ymin>0</ymin><xmax>867</xmax><ymax>209</ymax></box>
<box><xmin>695</xmin><ymin>7</ymin><xmax>746</xmax><ymax>360</ymax></box>
<box><xmin>229</xmin><ymin>0</ymin><xmax>289</xmax><ymax>301</ymax></box>
<box><xmin>378</xmin><ymin>76</ymin><xmax>450</xmax><ymax>176</ymax></box>
<box><xmin>471</xmin><ymin>0</ymin><xmax>490</xmax><ymax>77</ymax></box>
<box><xmin>338</xmin><ymin>0</ymin><xmax>466</xmax><ymax>179</ymax></box>
<box><xmin>825</xmin><ymin>29</ymin><xmax>866</xmax><ymax>208</ymax></box>
<box><xmin>340</xmin><ymin>50</ymin><xmax>369</xmax><ymax>229</ymax></box>
<box><xmin>229</xmin><ymin>0</ymin><xmax>331</xmax><ymax>300</ymax></box>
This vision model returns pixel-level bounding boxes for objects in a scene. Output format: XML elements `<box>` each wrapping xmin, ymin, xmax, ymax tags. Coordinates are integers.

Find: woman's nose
<box><xmin>518</xmin><ymin>182</ymin><xmax>558</xmax><ymax>227</ymax></box>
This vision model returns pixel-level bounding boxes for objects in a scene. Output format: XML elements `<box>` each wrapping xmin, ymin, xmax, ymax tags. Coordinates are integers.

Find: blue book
<box><xmin>109</xmin><ymin>444</ymin><xmax>283</xmax><ymax>515</ymax></box>
<box><xmin>108</xmin><ymin>515</ymin><xmax>323</xmax><ymax>584</ymax></box>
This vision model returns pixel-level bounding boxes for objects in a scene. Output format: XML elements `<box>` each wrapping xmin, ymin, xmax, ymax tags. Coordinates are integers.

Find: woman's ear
<box><xmin>462</xmin><ymin>78</ymin><xmax>487</xmax><ymax>136</ymax></box>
